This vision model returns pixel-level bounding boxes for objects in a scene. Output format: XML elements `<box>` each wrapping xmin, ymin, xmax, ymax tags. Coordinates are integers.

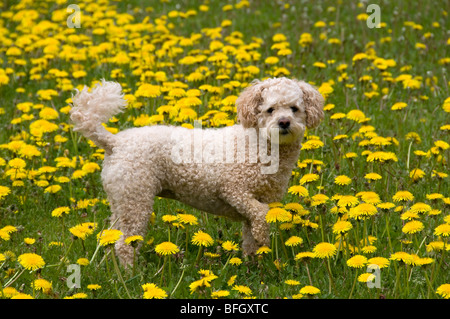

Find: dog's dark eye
<box><xmin>291</xmin><ymin>106</ymin><xmax>299</xmax><ymax>113</ymax></box>
<box><xmin>267</xmin><ymin>107</ymin><xmax>274</xmax><ymax>114</ymax></box>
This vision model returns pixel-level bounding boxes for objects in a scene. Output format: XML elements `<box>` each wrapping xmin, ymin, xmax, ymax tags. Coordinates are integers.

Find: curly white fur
<box><xmin>70</xmin><ymin>80</ymin><xmax>127</xmax><ymax>152</ymax></box>
<box><xmin>70</xmin><ymin>77</ymin><xmax>324</xmax><ymax>266</ymax></box>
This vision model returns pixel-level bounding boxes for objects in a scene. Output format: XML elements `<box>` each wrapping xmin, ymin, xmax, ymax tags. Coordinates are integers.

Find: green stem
<box><xmin>325</xmin><ymin>258</ymin><xmax>335</xmax><ymax>294</ymax></box>
<box><xmin>277</xmin><ymin>228</ymin><xmax>289</xmax><ymax>260</ymax></box>
<box><xmin>348</xmin><ymin>271</ymin><xmax>358</xmax><ymax>299</ymax></box>
<box><xmin>170</xmin><ymin>267</ymin><xmax>186</xmax><ymax>298</ymax></box>
<box><xmin>3</xmin><ymin>268</ymin><xmax>26</xmax><ymax>288</ymax></box>
<box><xmin>430</xmin><ymin>242</ymin><xmax>447</xmax><ymax>289</ymax></box>
<box><xmin>319</xmin><ymin>214</ymin><xmax>325</xmax><ymax>242</ymax></box>
<box><xmin>384</xmin><ymin>214</ymin><xmax>393</xmax><ymax>253</ymax></box>
<box><xmin>222</xmin><ymin>253</ymin><xmax>233</xmax><ymax>272</ymax></box>
<box><xmin>195</xmin><ymin>245</ymin><xmax>204</xmax><ymax>265</ymax></box>
<box><xmin>424</xmin><ymin>268</ymin><xmax>435</xmax><ymax>299</ymax></box>
<box><xmin>56</xmin><ymin>239</ymin><xmax>75</xmax><ymax>274</ymax></box>
<box><xmin>160</xmin><ymin>256</ymin><xmax>167</xmax><ymax>287</ymax></box>
<box><xmin>132</xmin><ymin>247</ymin><xmax>137</xmax><ymax>277</ymax></box>
<box><xmin>393</xmin><ymin>263</ymin><xmax>402</xmax><ymax>298</ymax></box>
<box><xmin>111</xmin><ymin>248</ymin><xmax>132</xmax><ymax>299</ymax></box>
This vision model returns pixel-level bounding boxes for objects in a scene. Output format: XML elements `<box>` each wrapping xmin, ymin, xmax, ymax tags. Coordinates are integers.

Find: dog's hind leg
<box><xmin>104</xmin><ymin>173</ymin><xmax>159</xmax><ymax>267</ymax></box>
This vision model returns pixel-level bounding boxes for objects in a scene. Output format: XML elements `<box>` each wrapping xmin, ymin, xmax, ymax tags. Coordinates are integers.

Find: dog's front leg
<box><xmin>222</xmin><ymin>194</ymin><xmax>270</xmax><ymax>255</ymax></box>
<box><xmin>244</xmin><ymin>198</ymin><xmax>271</xmax><ymax>248</ymax></box>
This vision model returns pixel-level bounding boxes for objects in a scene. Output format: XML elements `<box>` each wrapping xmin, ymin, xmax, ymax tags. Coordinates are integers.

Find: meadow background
<box><xmin>0</xmin><ymin>0</ymin><xmax>449</xmax><ymax>299</ymax></box>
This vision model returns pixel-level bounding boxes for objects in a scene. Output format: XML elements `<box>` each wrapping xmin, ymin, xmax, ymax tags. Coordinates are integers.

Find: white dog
<box><xmin>70</xmin><ymin>77</ymin><xmax>324</xmax><ymax>266</ymax></box>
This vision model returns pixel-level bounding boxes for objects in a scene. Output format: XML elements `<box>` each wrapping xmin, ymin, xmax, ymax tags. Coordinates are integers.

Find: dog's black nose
<box><xmin>278</xmin><ymin>118</ymin><xmax>290</xmax><ymax>129</ymax></box>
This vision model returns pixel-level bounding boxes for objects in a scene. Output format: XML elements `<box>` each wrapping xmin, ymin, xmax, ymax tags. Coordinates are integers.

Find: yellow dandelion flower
<box><xmin>229</xmin><ymin>257</ymin><xmax>242</xmax><ymax>265</ymax></box>
<box><xmin>313</xmin><ymin>242</ymin><xmax>337</xmax><ymax>258</ymax></box>
<box><xmin>299</xmin><ymin>285</ymin><xmax>320</xmax><ymax>295</ymax></box>
<box><xmin>87</xmin><ymin>284</ymin><xmax>101</xmax><ymax>291</ymax></box>
<box><xmin>18</xmin><ymin>253</ymin><xmax>45</xmax><ymax>271</ymax></box>
<box><xmin>348</xmin><ymin>203</ymin><xmax>378</xmax><ymax>220</ymax></box>
<box><xmin>142</xmin><ymin>283</ymin><xmax>167</xmax><ymax>299</ymax></box>
<box><xmin>434</xmin><ymin>223</ymin><xmax>450</xmax><ymax>237</ymax></box>
<box><xmin>222</xmin><ymin>240</ymin><xmax>239</xmax><ymax>252</ymax></box>
<box><xmin>265</xmin><ymin>207</ymin><xmax>292</xmax><ymax>223</ymax></box>
<box><xmin>410</xmin><ymin>168</ymin><xmax>426</xmax><ymax>181</ymax></box>
<box><xmin>155</xmin><ymin>241</ymin><xmax>179</xmax><ymax>256</ymax></box>
<box><xmin>357</xmin><ymin>191</ymin><xmax>381</xmax><ymax>205</ymax></box>
<box><xmin>332</xmin><ymin>220</ymin><xmax>353</xmax><ymax>234</ymax></box>
<box><xmin>313</xmin><ymin>61</ymin><xmax>327</xmax><ymax>68</ymax></box>
<box><xmin>232</xmin><ymin>285</ymin><xmax>252</xmax><ymax>296</ymax></box>
<box><xmin>364</xmin><ymin>173</ymin><xmax>382</xmax><ymax>181</ymax></box>
<box><xmin>330</xmin><ymin>112</ymin><xmax>346</xmax><ymax>120</ymax></box>
<box><xmin>390</xmin><ymin>251</ymin><xmax>414</xmax><ymax>265</ymax></box>
<box><xmin>295</xmin><ymin>251</ymin><xmax>315</xmax><ymax>261</ymax></box>
<box><xmin>358</xmin><ymin>273</ymin><xmax>376</xmax><ymax>283</ymax></box>
<box><xmin>334</xmin><ymin>175</ymin><xmax>352</xmax><ymax>186</ymax></box>
<box><xmin>211</xmin><ymin>290</ymin><xmax>230</xmax><ymax>298</ymax></box>
<box><xmin>125</xmin><ymin>235</ymin><xmax>144</xmax><ymax>246</ymax></box>
<box><xmin>367</xmin><ymin>257</ymin><xmax>390</xmax><ymax>268</ymax></box>
<box><xmin>177</xmin><ymin>213</ymin><xmax>198</xmax><ymax>225</ymax></box>
<box><xmin>11</xmin><ymin>293</ymin><xmax>34</xmax><ymax>299</ymax></box>
<box><xmin>97</xmin><ymin>229</ymin><xmax>123</xmax><ymax>246</ymax></box>
<box><xmin>341</xmin><ymin>152</ymin><xmax>357</xmax><ymax>160</ymax></box>
<box><xmin>256</xmin><ymin>246</ymin><xmax>272</xmax><ymax>255</ymax></box>
<box><xmin>299</xmin><ymin>173</ymin><xmax>320</xmax><ymax>185</ymax></box>
<box><xmin>33</xmin><ymin>279</ymin><xmax>52</xmax><ymax>294</ymax></box>
<box><xmin>77</xmin><ymin>258</ymin><xmax>89</xmax><ymax>266</ymax></box>
<box><xmin>264</xmin><ymin>56</ymin><xmax>279</xmax><ymax>64</ymax></box>
<box><xmin>51</xmin><ymin>206</ymin><xmax>70</xmax><ymax>217</ymax></box>
<box><xmin>285</xmin><ymin>236</ymin><xmax>303</xmax><ymax>247</ymax></box>
<box><xmin>24</xmin><ymin>238</ymin><xmax>35</xmax><ymax>245</ymax></box>
<box><xmin>135</xmin><ymin>83</ymin><xmax>161</xmax><ymax>98</ymax></box>
<box><xmin>346</xmin><ymin>109</ymin><xmax>366</xmax><ymax>122</ymax></box>
<box><xmin>434</xmin><ymin>140</ymin><xmax>450</xmax><ymax>150</ymax></box>
<box><xmin>310</xmin><ymin>193</ymin><xmax>329</xmax><ymax>206</ymax></box>
<box><xmin>402</xmin><ymin>220</ymin><xmax>425</xmax><ymax>234</ymax></box>
<box><xmin>361</xmin><ymin>245</ymin><xmax>377</xmax><ymax>254</ymax></box>
<box><xmin>69</xmin><ymin>222</ymin><xmax>97</xmax><ymax>240</ymax></box>
<box><xmin>391</xmin><ymin>102</ymin><xmax>407</xmax><ymax>110</ymax></box>
<box><xmin>392</xmin><ymin>191</ymin><xmax>414</xmax><ymax>202</ymax></box>
<box><xmin>436</xmin><ymin>284</ymin><xmax>450</xmax><ymax>299</ymax></box>
<box><xmin>191</xmin><ymin>230</ymin><xmax>214</xmax><ymax>247</ymax></box>
<box><xmin>284</xmin><ymin>203</ymin><xmax>306</xmax><ymax>215</ymax></box>
<box><xmin>288</xmin><ymin>185</ymin><xmax>309</xmax><ymax>197</ymax></box>
<box><xmin>377</xmin><ymin>202</ymin><xmax>395</xmax><ymax>210</ymax></box>
<box><xmin>415</xmin><ymin>257</ymin><xmax>434</xmax><ymax>266</ymax></box>
<box><xmin>410</xmin><ymin>202</ymin><xmax>432</xmax><ymax>214</ymax></box>
<box><xmin>285</xmin><ymin>279</ymin><xmax>301</xmax><ymax>286</ymax></box>
<box><xmin>0</xmin><ymin>186</ymin><xmax>11</xmax><ymax>200</ymax></box>
<box><xmin>162</xmin><ymin>214</ymin><xmax>178</xmax><ymax>223</ymax></box>
<box><xmin>337</xmin><ymin>195</ymin><xmax>360</xmax><ymax>208</ymax></box>
<box><xmin>401</xmin><ymin>210</ymin><xmax>419</xmax><ymax>221</ymax></box>
<box><xmin>367</xmin><ymin>151</ymin><xmax>398</xmax><ymax>163</ymax></box>
<box><xmin>347</xmin><ymin>255</ymin><xmax>368</xmax><ymax>268</ymax></box>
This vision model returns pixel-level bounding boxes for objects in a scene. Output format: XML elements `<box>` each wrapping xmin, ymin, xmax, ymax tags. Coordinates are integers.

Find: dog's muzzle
<box><xmin>278</xmin><ymin>118</ymin><xmax>291</xmax><ymax>135</ymax></box>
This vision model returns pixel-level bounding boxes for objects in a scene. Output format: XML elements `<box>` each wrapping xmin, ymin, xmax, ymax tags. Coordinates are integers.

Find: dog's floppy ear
<box><xmin>296</xmin><ymin>80</ymin><xmax>325</xmax><ymax>129</ymax></box>
<box><xmin>235</xmin><ymin>80</ymin><xmax>263</xmax><ymax>128</ymax></box>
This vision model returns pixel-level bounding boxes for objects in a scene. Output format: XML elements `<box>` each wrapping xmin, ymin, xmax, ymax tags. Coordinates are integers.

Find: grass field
<box><xmin>0</xmin><ymin>0</ymin><xmax>449</xmax><ymax>299</ymax></box>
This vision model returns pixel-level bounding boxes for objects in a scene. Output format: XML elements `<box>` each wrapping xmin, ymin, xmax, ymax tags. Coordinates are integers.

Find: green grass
<box><xmin>0</xmin><ymin>0</ymin><xmax>449</xmax><ymax>299</ymax></box>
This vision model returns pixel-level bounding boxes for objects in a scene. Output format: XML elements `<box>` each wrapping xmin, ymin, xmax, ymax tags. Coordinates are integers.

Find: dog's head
<box><xmin>236</xmin><ymin>77</ymin><xmax>324</xmax><ymax>144</ymax></box>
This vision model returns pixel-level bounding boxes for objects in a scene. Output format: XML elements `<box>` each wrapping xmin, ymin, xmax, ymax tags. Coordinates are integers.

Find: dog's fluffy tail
<box><xmin>70</xmin><ymin>80</ymin><xmax>127</xmax><ymax>153</ymax></box>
